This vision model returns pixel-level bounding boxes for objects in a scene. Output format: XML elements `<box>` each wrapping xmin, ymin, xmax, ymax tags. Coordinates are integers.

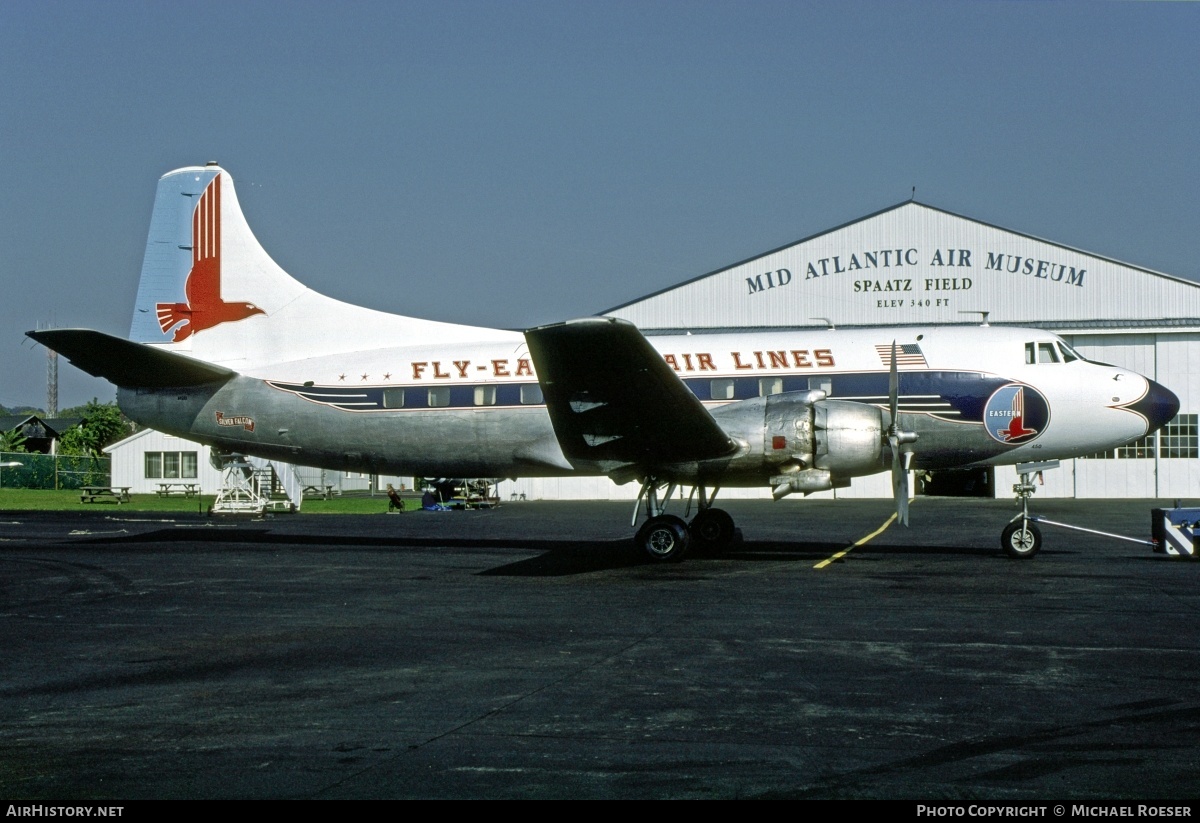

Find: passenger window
<box><xmin>1038</xmin><ymin>343</ymin><xmax>1059</xmax><ymax>363</ymax></box>
<box><xmin>1025</xmin><ymin>343</ymin><xmax>1036</xmax><ymax>365</ymax></box>
<box><xmin>520</xmin><ymin>384</ymin><xmax>543</xmax><ymax>404</ymax></box>
<box><xmin>710</xmin><ymin>379</ymin><xmax>735</xmax><ymax>400</ymax></box>
<box><xmin>383</xmin><ymin>388</ymin><xmax>405</xmax><ymax>409</ymax></box>
<box><xmin>758</xmin><ymin>377</ymin><xmax>783</xmax><ymax>397</ymax></box>
<box><xmin>428</xmin><ymin>387</ymin><xmax>450</xmax><ymax>407</ymax></box>
<box><xmin>474</xmin><ymin>385</ymin><xmax>496</xmax><ymax>406</ymax></box>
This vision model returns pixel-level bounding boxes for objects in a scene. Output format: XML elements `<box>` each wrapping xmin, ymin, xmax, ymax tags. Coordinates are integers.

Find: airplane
<box><xmin>28</xmin><ymin>164</ymin><xmax>1180</xmax><ymax>562</ymax></box>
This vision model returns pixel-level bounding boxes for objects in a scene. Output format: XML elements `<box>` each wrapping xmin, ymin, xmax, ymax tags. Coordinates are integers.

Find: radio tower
<box><xmin>41</xmin><ymin>320</ymin><xmax>58</xmax><ymax>417</ymax></box>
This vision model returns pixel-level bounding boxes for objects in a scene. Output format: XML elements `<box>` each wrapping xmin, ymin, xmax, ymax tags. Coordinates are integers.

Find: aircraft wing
<box><xmin>524</xmin><ymin>318</ymin><xmax>736</xmax><ymax>473</ymax></box>
<box><xmin>26</xmin><ymin>329</ymin><xmax>237</xmax><ymax>388</ymax></box>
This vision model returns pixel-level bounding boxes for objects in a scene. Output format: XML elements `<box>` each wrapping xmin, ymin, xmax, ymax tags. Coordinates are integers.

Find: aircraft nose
<box><xmin>1137</xmin><ymin>379</ymin><xmax>1180</xmax><ymax>433</ymax></box>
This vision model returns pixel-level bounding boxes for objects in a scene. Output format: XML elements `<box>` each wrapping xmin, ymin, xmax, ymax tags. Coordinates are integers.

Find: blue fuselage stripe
<box><xmin>268</xmin><ymin>371</ymin><xmax>1003</xmax><ymax>423</ymax></box>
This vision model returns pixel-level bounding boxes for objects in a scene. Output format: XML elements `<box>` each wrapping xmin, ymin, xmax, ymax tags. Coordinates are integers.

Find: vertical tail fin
<box><xmin>130</xmin><ymin>163</ymin><xmax>295</xmax><ymax>350</ymax></box>
<box><xmin>128</xmin><ymin>163</ymin><xmax>514</xmax><ymax>367</ymax></box>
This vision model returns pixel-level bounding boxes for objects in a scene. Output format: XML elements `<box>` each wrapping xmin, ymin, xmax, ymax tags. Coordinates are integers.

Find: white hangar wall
<box><xmin>591</xmin><ymin>201</ymin><xmax>1200</xmax><ymax>502</ymax></box>
<box><xmin>604</xmin><ymin>201</ymin><xmax>1200</xmax><ymax>331</ymax></box>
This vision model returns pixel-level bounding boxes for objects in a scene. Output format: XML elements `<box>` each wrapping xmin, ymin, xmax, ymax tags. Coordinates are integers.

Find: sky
<box><xmin>1</xmin><ymin>0</ymin><xmax>1197</xmax><ymax>411</ymax></box>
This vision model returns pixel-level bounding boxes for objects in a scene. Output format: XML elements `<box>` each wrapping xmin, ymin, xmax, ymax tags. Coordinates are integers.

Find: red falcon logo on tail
<box><xmin>156</xmin><ymin>175</ymin><xmax>264</xmax><ymax>341</ymax></box>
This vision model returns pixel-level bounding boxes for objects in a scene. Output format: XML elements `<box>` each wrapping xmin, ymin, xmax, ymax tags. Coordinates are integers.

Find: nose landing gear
<box><xmin>1003</xmin><ymin>463</ymin><xmax>1050</xmax><ymax>559</ymax></box>
<box><xmin>1004</xmin><ymin>460</ymin><xmax>1157</xmax><ymax>558</ymax></box>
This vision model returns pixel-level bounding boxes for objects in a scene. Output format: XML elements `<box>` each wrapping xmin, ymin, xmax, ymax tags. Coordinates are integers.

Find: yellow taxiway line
<box><xmin>813</xmin><ymin>511</ymin><xmax>899</xmax><ymax>569</ymax></box>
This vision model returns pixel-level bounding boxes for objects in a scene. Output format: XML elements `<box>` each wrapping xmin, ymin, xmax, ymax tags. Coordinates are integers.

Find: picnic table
<box><xmin>156</xmin><ymin>483</ymin><xmax>200</xmax><ymax>497</ymax></box>
<box><xmin>80</xmin><ymin>486</ymin><xmax>131</xmax><ymax>504</ymax></box>
<box><xmin>303</xmin><ymin>485</ymin><xmax>334</xmax><ymax>500</ymax></box>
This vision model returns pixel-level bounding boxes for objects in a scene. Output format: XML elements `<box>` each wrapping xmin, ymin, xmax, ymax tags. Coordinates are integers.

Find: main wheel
<box><xmin>635</xmin><ymin>515</ymin><xmax>691</xmax><ymax>563</ymax></box>
<box><xmin>1001</xmin><ymin>520</ymin><xmax>1042</xmax><ymax>559</ymax></box>
<box><xmin>690</xmin><ymin>508</ymin><xmax>735</xmax><ymax>552</ymax></box>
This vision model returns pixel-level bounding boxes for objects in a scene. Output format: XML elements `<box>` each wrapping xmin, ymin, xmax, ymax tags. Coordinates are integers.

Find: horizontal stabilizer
<box><xmin>27</xmin><ymin>329</ymin><xmax>237</xmax><ymax>388</ymax></box>
<box><xmin>525</xmin><ymin>318</ymin><xmax>736</xmax><ymax>470</ymax></box>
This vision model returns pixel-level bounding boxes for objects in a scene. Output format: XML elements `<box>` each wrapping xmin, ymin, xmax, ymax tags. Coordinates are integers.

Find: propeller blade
<box><xmin>887</xmin><ymin>342</ymin><xmax>911</xmax><ymax>526</ymax></box>
<box><xmin>888</xmin><ymin>340</ymin><xmax>899</xmax><ymax>427</ymax></box>
<box><xmin>888</xmin><ymin>433</ymin><xmax>909</xmax><ymax>526</ymax></box>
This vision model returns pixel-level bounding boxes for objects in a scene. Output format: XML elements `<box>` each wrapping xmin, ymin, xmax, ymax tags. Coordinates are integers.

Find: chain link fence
<box><xmin>0</xmin><ymin>452</ymin><xmax>111</xmax><ymax>490</ymax></box>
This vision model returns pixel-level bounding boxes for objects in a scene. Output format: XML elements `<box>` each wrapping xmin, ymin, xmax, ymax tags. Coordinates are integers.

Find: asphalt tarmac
<box><xmin>1</xmin><ymin>497</ymin><xmax>1198</xmax><ymax>800</ymax></box>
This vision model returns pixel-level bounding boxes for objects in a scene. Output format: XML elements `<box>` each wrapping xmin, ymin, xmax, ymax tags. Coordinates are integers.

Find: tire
<box><xmin>690</xmin><ymin>508</ymin><xmax>735</xmax><ymax>552</ymax></box>
<box><xmin>635</xmin><ymin>515</ymin><xmax>691</xmax><ymax>563</ymax></box>
<box><xmin>1001</xmin><ymin>520</ymin><xmax>1042</xmax><ymax>559</ymax></box>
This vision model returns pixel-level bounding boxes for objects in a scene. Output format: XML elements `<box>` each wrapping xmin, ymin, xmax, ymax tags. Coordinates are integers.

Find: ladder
<box><xmin>211</xmin><ymin>455</ymin><xmax>301</xmax><ymax>514</ymax></box>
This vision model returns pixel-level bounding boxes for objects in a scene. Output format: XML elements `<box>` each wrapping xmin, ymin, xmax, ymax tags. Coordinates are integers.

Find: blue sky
<box><xmin>2</xmin><ymin>0</ymin><xmax>1197</xmax><ymax>409</ymax></box>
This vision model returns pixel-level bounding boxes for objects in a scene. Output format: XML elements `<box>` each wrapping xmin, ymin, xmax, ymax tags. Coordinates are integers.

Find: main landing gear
<box><xmin>633</xmin><ymin>479</ymin><xmax>737</xmax><ymax>562</ymax></box>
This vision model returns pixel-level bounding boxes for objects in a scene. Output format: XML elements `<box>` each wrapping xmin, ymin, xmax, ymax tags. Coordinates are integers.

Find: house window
<box><xmin>144</xmin><ymin>451</ymin><xmax>199</xmax><ymax>478</ymax></box>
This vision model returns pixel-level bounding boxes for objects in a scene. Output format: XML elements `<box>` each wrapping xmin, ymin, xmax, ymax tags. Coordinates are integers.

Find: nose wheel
<box><xmin>1001</xmin><ymin>519</ymin><xmax>1042</xmax><ymax>558</ymax></box>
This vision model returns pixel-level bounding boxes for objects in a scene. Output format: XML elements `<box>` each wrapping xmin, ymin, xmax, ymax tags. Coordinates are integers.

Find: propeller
<box><xmin>886</xmin><ymin>341</ymin><xmax>918</xmax><ymax>525</ymax></box>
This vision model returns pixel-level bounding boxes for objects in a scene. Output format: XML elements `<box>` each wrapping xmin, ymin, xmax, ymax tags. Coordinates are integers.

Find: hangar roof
<box><xmin>604</xmin><ymin>201</ymin><xmax>1200</xmax><ymax>333</ymax></box>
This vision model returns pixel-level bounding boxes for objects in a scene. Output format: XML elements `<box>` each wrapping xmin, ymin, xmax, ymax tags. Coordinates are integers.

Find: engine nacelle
<box><xmin>713</xmin><ymin>390</ymin><xmax>885</xmax><ymax>495</ymax></box>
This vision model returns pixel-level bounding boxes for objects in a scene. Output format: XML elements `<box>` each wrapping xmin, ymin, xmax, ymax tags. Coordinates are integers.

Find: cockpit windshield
<box><xmin>1025</xmin><ymin>341</ymin><xmax>1062</xmax><ymax>364</ymax></box>
<box><xmin>1057</xmin><ymin>341</ymin><xmax>1080</xmax><ymax>362</ymax></box>
<box><xmin>1025</xmin><ymin>338</ymin><xmax>1095</xmax><ymax>365</ymax></box>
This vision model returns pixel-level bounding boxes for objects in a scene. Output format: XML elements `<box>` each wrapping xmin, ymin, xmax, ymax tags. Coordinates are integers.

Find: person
<box><xmin>387</xmin><ymin>483</ymin><xmax>404</xmax><ymax>512</ymax></box>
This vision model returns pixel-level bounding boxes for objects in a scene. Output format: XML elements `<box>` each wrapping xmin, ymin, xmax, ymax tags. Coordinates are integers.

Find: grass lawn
<box><xmin>0</xmin><ymin>488</ymin><xmax>403</xmax><ymax>514</ymax></box>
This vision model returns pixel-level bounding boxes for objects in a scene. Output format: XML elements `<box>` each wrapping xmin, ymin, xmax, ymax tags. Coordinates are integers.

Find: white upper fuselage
<box><xmin>231</xmin><ymin>322</ymin><xmax>1156</xmax><ymax>470</ymax></box>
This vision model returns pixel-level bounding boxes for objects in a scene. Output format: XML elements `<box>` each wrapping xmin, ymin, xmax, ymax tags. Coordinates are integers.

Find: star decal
<box><xmin>383</xmin><ymin>372</ymin><xmax>391</xmax><ymax>380</ymax></box>
<box><xmin>338</xmin><ymin>374</ymin><xmax>346</xmax><ymax>381</ymax></box>
<box><xmin>361</xmin><ymin>373</ymin><xmax>369</xmax><ymax>381</ymax></box>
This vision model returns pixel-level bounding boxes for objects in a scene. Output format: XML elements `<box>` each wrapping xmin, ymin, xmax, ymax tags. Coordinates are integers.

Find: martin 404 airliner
<box><xmin>29</xmin><ymin>164</ymin><xmax>1179</xmax><ymax>561</ymax></box>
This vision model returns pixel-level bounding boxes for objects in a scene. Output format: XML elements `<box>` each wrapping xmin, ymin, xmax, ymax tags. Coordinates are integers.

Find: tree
<box><xmin>0</xmin><ymin>429</ymin><xmax>27</xmax><ymax>453</ymax></box>
<box><xmin>0</xmin><ymin>404</ymin><xmax>43</xmax><ymax>417</ymax></box>
<box><xmin>57</xmin><ymin>400</ymin><xmax>131</xmax><ymax>457</ymax></box>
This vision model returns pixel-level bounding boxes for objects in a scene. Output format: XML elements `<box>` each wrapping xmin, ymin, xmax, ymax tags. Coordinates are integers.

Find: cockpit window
<box><xmin>1026</xmin><ymin>341</ymin><xmax>1066</xmax><ymax>364</ymax></box>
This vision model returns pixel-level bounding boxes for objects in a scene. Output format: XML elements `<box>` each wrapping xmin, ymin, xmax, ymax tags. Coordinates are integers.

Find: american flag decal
<box><xmin>875</xmin><ymin>343</ymin><xmax>927</xmax><ymax>368</ymax></box>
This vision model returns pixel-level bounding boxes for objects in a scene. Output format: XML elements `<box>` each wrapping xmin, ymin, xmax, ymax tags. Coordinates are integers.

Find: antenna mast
<box><xmin>40</xmin><ymin>320</ymin><xmax>58</xmax><ymax>416</ymax></box>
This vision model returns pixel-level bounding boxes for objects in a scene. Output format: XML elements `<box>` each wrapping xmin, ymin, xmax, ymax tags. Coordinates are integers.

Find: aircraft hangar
<box><xmin>511</xmin><ymin>200</ymin><xmax>1200</xmax><ymax>502</ymax></box>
